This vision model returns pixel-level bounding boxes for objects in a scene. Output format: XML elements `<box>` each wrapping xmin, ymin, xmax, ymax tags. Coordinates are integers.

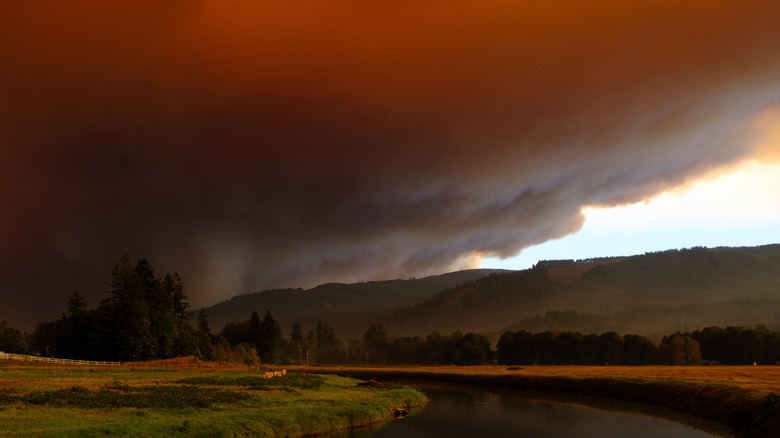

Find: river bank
<box><xmin>296</xmin><ymin>365</ymin><xmax>780</xmax><ymax>438</ymax></box>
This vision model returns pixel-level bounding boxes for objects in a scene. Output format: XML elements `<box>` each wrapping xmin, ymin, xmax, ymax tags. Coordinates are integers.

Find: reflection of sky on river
<box><xmin>351</xmin><ymin>386</ymin><xmax>718</xmax><ymax>438</ymax></box>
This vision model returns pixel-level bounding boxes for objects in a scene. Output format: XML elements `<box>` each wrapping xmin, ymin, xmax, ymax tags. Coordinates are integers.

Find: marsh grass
<box><xmin>0</xmin><ymin>362</ymin><xmax>426</xmax><ymax>437</ymax></box>
<box><xmin>0</xmin><ymin>383</ymin><xmax>251</xmax><ymax>409</ymax></box>
<box><xmin>178</xmin><ymin>373</ymin><xmax>326</xmax><ymax>391</ymax></box>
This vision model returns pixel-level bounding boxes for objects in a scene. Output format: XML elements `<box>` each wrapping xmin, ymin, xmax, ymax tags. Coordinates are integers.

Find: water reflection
<box><xmin>348</xmin><ymin>385</ymin><xmax>722</xmax><ymax>438</ymax></box>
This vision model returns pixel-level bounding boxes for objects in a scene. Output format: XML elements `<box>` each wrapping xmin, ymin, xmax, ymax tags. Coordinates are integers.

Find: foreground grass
<box><xmin>305</xmin><ymin>365</ymin><xmax>780</xmax><ymax>438</ymax></box>
<box><xmin>0</xmin><ymin>360</ymin><xmax>426</xmax><ymax>437</ymax></box>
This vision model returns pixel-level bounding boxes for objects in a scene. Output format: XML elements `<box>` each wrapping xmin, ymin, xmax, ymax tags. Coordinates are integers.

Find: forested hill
<box><xmin>385</xmin><ymin>245</ymin><xmax>780</xmax><ymax>337</ymax></box>
<box><xmin>198</xmin><ymin>269</ymin><xmax>507</xmax><ymax>335</ymax></box>
<box><xmin>201</xmin><ymin>245</ymin><xmax>780</xmax><ymax>340</ymax></box>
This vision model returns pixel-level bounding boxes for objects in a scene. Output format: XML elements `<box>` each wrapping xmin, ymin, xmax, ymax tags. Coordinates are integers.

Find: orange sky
<box><xmin>2</xmin><ymin>1</ymin><xmax>780</xmax><ymax>328</ymax></box>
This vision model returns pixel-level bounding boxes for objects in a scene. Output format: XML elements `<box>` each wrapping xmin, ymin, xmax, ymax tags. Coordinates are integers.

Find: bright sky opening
<box><xmin>482</xmin><ymin>158</ymin><xmax>780</xmax><ymax>270</ymax></box>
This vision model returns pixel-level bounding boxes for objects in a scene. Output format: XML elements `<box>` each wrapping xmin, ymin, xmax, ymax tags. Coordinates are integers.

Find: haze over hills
<box><xmin>202</xmin><ymin>245</ymin><xmax>780</xmax><ymax>341</ymax></box>
<box><xmin>198</xmin><ymin>269</ymin><xmax>507</xmax><ymax>337</ymax></box>
<box><xmin>387</xmin><ymin>245</ymin><xmax>780</xmax><ymax>339</ymax></box>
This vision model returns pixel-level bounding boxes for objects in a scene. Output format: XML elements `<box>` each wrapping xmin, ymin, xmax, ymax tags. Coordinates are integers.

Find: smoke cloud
<box><xmin>2</xmin><ymin>1</ymin><xmax>780</xmax><ymax>329</ymax></box>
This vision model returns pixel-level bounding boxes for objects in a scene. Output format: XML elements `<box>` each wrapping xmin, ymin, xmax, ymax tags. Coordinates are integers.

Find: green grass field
<box><xmin>0</xmin><ymin>360</ymin><xmax>427</xmax><ymax>437</ymax></box>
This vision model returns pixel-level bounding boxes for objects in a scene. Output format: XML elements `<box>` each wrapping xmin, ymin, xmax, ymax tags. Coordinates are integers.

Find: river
<box><xmin>348</xmin><ymin>384</ymin><xmax>729</xmax><ymax>437</ymax></box>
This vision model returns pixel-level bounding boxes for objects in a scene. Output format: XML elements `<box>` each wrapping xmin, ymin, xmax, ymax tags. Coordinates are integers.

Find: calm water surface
<box><xmin>349</xmin><ymin>385</ymin><xmax>725</xmax><ymax>438</ymax></box>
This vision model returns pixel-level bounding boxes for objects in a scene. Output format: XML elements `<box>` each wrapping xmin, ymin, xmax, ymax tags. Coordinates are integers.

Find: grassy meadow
<box><xmin>0</xmin><ymin>359</ymin><xmax>427</xmax><ymax>437</ymax></box>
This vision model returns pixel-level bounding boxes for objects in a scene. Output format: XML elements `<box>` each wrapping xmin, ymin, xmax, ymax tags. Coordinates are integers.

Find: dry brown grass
<box><xmin>121</xmin><ymin>356</ymin><xmax>253</xmax><ymax>371</ymax></box>
<box><xmin>0</xmin><ymin>357</ymin><xmax>254</xmax><ymax>391</ymax></box>
<box><xmin>304</xmin><ymin>364</ymin><xmax>780</xmax><ymax>393</ymax></box>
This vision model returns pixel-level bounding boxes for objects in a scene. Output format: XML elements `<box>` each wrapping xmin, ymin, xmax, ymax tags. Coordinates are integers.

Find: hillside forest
<box><xmin>2</xmin><ymin>245</ymin><xmax>780</xmax><ymax>366</ymax></box>
<box><xmin>182</xmin><ymin>245</ymin><xmax>780</xmax><ymax>341</ymax></box>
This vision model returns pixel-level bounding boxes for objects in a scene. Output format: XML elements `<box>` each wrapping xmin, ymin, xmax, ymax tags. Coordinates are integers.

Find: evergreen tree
<box><xmin>190</xmin><ymin>307</ymin><xmax>213</xmax><ymax>361</ymax></box>
<box><xmin>362</xmin><ymin>322</ymin><xmax>389</xmax><ymax>364</ymax></box>
<box><xmin>306</xmin><ymin>328</ymin><xmax>317</xmax><ymax>364</ymax></box>
<box><xmin>100</xmin><ymin>253</ymin><xmax>156</xmax><ymax>361</ymax></box>
<box><xmin>172</xmin><ymin>324</ymin><xmax>200</xmax><ymax>358</ymax></box>
<box><xmin>138</xmin><ymin>258</ymin><xmax>167</xmax><ymax>358</ymax></box>
<box><xmin>248</xmin><ymin>310</ymin><xmax>262</xmax><ymax>350</ymax></box>
<box><xmin>258</xmin><ymin>311</ymin><xmax>282</xmax><ymax>364</ymax></box>
<box><xmin>55</xmin><ymin>291</ymin><xmax>94</xmax><ymax>360</ymax></box>
<box><xmin>220</xmin><ymin>320</ymin><xmax>250</xmax><ymax>346</ymax></box>
<box><xmin>197</xmin><ymin>308</ymin><xmax>211</xmax><ymax>335</ymax></box>
<box><xmin>291</xmin><ymin>320</ymin><xmax>304</xmax><ymax>345</ymax></box>
<box><xmin>288</xmin><ymin>320</ymin><xmax>305</xmax><ymax>365</ymax></box>
<box><xmin>196</xmin><ymin>330</ymin><xmax>216</xmax><ymax>361</ymax></box>
<box><xmin>44</xmin><ymin>253</ymin><xmax>204</xmax><ymax>362</ymax></box>
<box><xmin>92</xmin><ymin>254</ymin><xmax>197</xmax><ymax>362</ymax></box>
<box><xmin>315</xmin><ymin>320</ymin><xmax>342</xmax><ymax>363</ymax></box>
<box><xmin>66</xmin><ymin>290</ymin><xmax>88</xmax><ymax>314</ymax></box>
<box><xmin>164</xmin><ymin>273</ymin><xmax>189</xmax><ymax>321</ymax></box>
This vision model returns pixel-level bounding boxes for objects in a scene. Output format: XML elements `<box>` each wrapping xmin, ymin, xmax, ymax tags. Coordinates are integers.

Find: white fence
<box><xmin>0</xmin><ymin>351</ymin><xmax>120</xmax><ymax>366</ymax></box>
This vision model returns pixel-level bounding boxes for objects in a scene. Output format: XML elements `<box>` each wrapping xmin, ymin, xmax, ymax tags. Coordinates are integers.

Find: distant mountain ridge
<box><xmin>200</xmin><ymin>245</ymin><xmax>780</xmax><ymax>340</ymax></box>
<box><xmin>198</xmin><ymin>269</ymin><xmax>507</xmax><ymax>335</ymax></box>
<box><xmin>500</xmin><ymin>298</ymin><xmax>780</xmax><ymax>338</ymax></box>
<box><xmin>385</xmin><ymin>245</ymin><xmax>780</xmax><ymax>338</ymax></box>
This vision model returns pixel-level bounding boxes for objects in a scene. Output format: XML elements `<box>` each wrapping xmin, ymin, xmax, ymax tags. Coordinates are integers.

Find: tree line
<box><xmin>355</xmin><ymin>322</ymin><xmax>493</xmax><ymax>365</ymax></box>
<box><xmin>11</xmin><ymin>254</ymin><xmax>482</xmax><ymax>366</ymax></box>
<box><xmin>497</xmin><ymin>330</ymin><xmax>662</xmax><ymax>365</ymax></box>
<box><xmin>5</xmin><ymin>253</ymin><xmax>780</xmax><ymax>367</ymax></box>
<box><xmin>688</xmin><ymin>326</ymin><xmax>780</xmax><ymax>365</ymax></box>
<box><xmin>214</xmin><ymin>317</ymin><xmax>493</xmax><ymax>366</ymax></box>
<box><xmin>496</xmin><ymin>327</ymin><xmax>780</xmax><ymax>366</ymax></box>
<box><xmin>26</xmin><ymin>254</ymin><xmax>209</xmax><ymax>362</ymax></box>
<box><xmin>19</xmin><ymin>254</ymin><xmax>319</xmax><ymax>365</ymax></box>
<box><xmin>0</xmin><ymin>320</ymin><xmax>28</xmax><ymax>354</ymax></box>
<box><xmin>216</xmin><ymin>312</ymin><xmax>344</xmax><ymax>365</ymax></box>
<box><xmin>496</xmin><ymin>329</ymin><xmax>707</xmax><ymax>366</ymax></box>
<box><xmin>7</xmin><ymin>254</ymin><xmax>493</xmax><ymax>366</ymax></box>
